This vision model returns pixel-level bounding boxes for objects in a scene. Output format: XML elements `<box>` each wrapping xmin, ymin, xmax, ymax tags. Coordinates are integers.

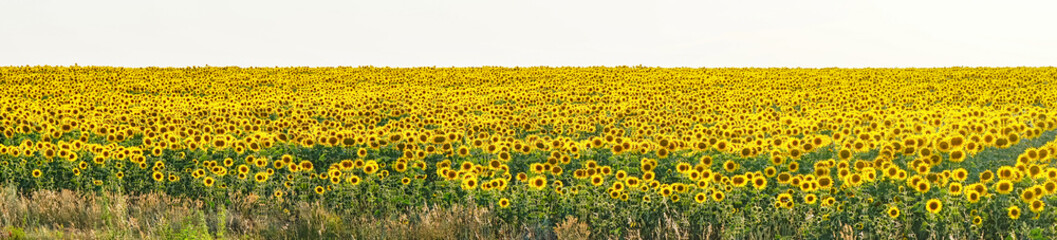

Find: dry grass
<box><xmin>0</xmin><ymin>185</ymin><xmax>556</xmax><ymax>239</ymax></box>
<box><xmin>2</xmin><ymin>184</ymin><xmax>875</xmax><ymax>240</ymax></box>
<box><xmin>0</xmin><ymin>185</ymin><xmax>214</xmax><ymax>239</ymax></box>
<box><xmin>554</xmin><ymin>216</ymin><xmax>590</xmax><ymax>240</ymax></box>
<box><xmin>0</xmin><ymin>183</ymin><xmax>947</xmax><ymax>240</ymax></box>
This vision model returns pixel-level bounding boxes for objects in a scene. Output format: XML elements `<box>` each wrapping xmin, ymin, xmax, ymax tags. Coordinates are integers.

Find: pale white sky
<box><xmin>1</xmin><ymin>0</ymin><xmax>1055</xmax><ymax>67</ymax></box>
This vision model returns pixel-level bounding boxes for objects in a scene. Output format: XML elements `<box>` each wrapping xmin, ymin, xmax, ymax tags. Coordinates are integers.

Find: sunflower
<box><xmin>887</xmin><ymin>206</ymin><xmax>900</xmax><ymax>218</ymax></box>
<box><xmin>43</xmin><ymin>149</ymin><xmax>56</xmax><ymax>159</ymax></box>
<box><xmin>625</xmin><ymin>167</ymin><xmax>645</xmax><ymax>179</ymax></box>
<box><xmin>529</xmin><ymin>163</ymin><xmax>545</xmax><ymax>174</ymax></box>
<box><xmin>1008</xmin><ymin>205</ymin><xmax>1021</xmax><ymax>220</ymax></box>
<box><xmin>494</xmin><ymin>151</ymin><xmax>511</xmax><ymax>161</ymax></box>
<box><xmin>356</xmin><ymin>148</ymin><xmax>368</xmax><ymax>158</ymax></box>
<box><xmin>347</xmin><ymin>175</ymin><xmax>362</xmax><ymax>185</ymax></box>
<box><xmin>918</xmin><ymin>147</ymin><xmax>933</xmax><ymax>158</ymax></box>
<box><xmin>777</xmin><ymin>172</ymin><xmax>792</xmax><ymax>184</ymax></box>
<box><xmin>1027</xmin><ymin>199</ymin><xmax>1046</xmax><ymax>213</ymax></box>
<box><xmin>764</xmin><ymin>167</ymin><xmax>777</xmax><ymax>178</ymax></box>
<box><xmin>965</xmin><ymin>191</ymin><xmax>981</xmax><ymax>203</ymax></box>
<box><xmin>789</xmin><ymin>148</ymin><xmax>803</xmax><ymax>160</ymax></box>
<box><xmin>949</xmin><ymin>149</ymin><xmax>966</xmax><ymax>163</ymax></box>
<box><xmin>948</xmin><ymin>182</ymin><xmax>962</xmax><ymax>196</ymax></box>
<box><xmin>640</xmin><ymin>162</ymin><xmax>655</xmax><ymax>173</ymax></box>
<box><xmin>152</xmin><ymin>171</ymin><xmax>165</xmax><ymax>182</ymax></box>
<box><xmin>925</xmin><ymin>199</ymin><xmax>942</xmax><ymax>214</ymax></box>
<box><xmin>803</xmin><ymin>194</ymin><xmax>817</xmax><ymax>205</ymax></box>
<box><xmin>838</xmin><ymin>149</ymin><xmax>852</xmax><ymax>160</ymax></box>
<box><xmin>817</xmin><ymin>176</ymin><xmax>834</xmax><ymax>189</ymax></box>
<box><xmin>529</xmin><ymin>176</ymin><xmax>547</xmax><ymax>190</ymax></box>
<box><xmin>461</xmin><ymin>177</ymin><xmax>478</xmax><ymax>190</ymax></box>
<box><xmin>882</xmin><ymin>166</ymin><xmax>899</xmax><ymax>179</ymax></box>
<box><xmin>612</xmin><ymin>182</ymin><xmax>627</xmax><ymax>192</ymax></box>
<box><xmin>213</xmin><ymin>166</ymin><xmax>228</xmax><ymax>177</ymax></box>
<box><xmin>711</xmin><ymin>191</ymin><xmax>725</xmax><ymax>202</ymax></box>
<box><xmin>723</xmin><ymin>160</ymin><xmax>738</xmax><ymax>172</ymax></box>
<box><xmin>31</xmin><ymin>169</ymin><xmax>42</xmax><ymax>178</ymax></box>
<box><xmin>590</xmin><ymin>175</ymin><xmax>604</xmax><ymax>186</ymax></box>
<box><xmin>820</xmin><ymin>197</ymin><xmax>836</xmax><ymax>207</ymax></box>
<box><xmin>972</xmin><ymin>216</ymin><xmax>982</xmax><ymax>225</ymax></box>
<box><xmin>952</xmin><ymin>168</ymin><xmax>968</xmax><ymax>182</ymax></box>
<box><xmin>498</xmin><ymin>198</ymin><xmax>511</xmax><ymax>208</ymax></box>
<box><xmin>1020</xmin><ymin>189</ymin><xmax>1037</xmax><ymax>203</ymax></box>
<box><xmin>254</xmin><ymin>158</ymin><xmax>268</xmax><ymax>168</ymax></box>
<box><xmin>813</xmin><ymin>167</ymin><xmax>829</xmax><ymax>178</ymax></box>
<box><xmin>972</xmin><ymin>183</ymin><xmax>989</xmax><ymax>196</ymax></box>
<box><xmin>669</xmin><ymin>194</ymin><xmax>680</xmax><ymax>203</ymax></box>
<box><xmin>213</xmin><ymin>138</ymin><xmax>227</xmax><ymax>149</ymax></box>
<box><xmin>752</xmin><ymin>176</ymin><xmax>767</xmax><ymax>190</ymax></box>
<box><xmin>776</xmin><ymin>193</ymin><xmax>794</xmax><ymax>209</ymax></box>
<box><xmin>254</xmin><ymin>172</ymin><xmax>268</xmax><ymax>183</ymax></box>
<box><xmin>315</xmin><ymin>186</ymin><xmax>325</xmax><ymax>195</ymax></box>
<box><xmin>699</xmin><ymin>155</ymin><xmax>713</xmax><ymax>166</ymax></box>
<box><xmin>273</xmin><ymin>160</ymin><xmax>286</xmax><ymax>169</ymax></box>
<box><xmin>625</xmin><ymin>177</ymin><xmax>641</xmax><ymax>188</ymax></box>
<box><xmin>731</xmin><ymin>175</ymin><xmax>748</xmax><ymax>188</ymax></box>
<box><xmin>657</xmin><ymin>148</ymin><xmax>670</xmax><ymax>158</ymax></box>
<box><xmin>995</xmin><ymin>137</ymin><xmax>1010</xmax><ymax>148</ymax></box>
<box><xmin>452</xmin><ymin>144</ymin><xmax>469</xmax><ymax>156</ymax></box>
<box><xmin>676</xmin><ymin>162</ymin><xmax>692</xmax><ymax>174</ymax></box>
<box><xmin>995</xmin><ymin>180</ymin><xmax>1014</xmax><ymax>194</ymax></box>
<box><xmin>694</xmin><ymin>192</ymin><xmax>707</xmax><ymax>203</ymax></box>
<box><xmin>203</xmin><ymin>177</ymin><xmax>215</xmax><ymax>187</ymax></box>
<box><xmin>914</xmin><ymin>181</ymin><xmax>930</xmax><ymax>194</ymax></box>
<box><xmin>997</xmin><ymin>166</ymin><xmax>1017</xmax><ymax>180</ymax></box>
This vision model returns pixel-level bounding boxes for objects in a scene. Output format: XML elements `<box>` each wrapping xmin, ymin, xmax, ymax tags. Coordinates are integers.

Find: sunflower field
<box><xmin>1</xmin><ymin>66</ymin><xmax>1056</xmax><ymax>239</ymax></box>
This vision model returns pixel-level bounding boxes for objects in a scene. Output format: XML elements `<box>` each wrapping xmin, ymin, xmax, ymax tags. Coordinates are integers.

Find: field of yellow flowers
<box><xmin>1</xmin><ymin>66</ymin><xmax>1056</xmax><ymax>239</ymax></box>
